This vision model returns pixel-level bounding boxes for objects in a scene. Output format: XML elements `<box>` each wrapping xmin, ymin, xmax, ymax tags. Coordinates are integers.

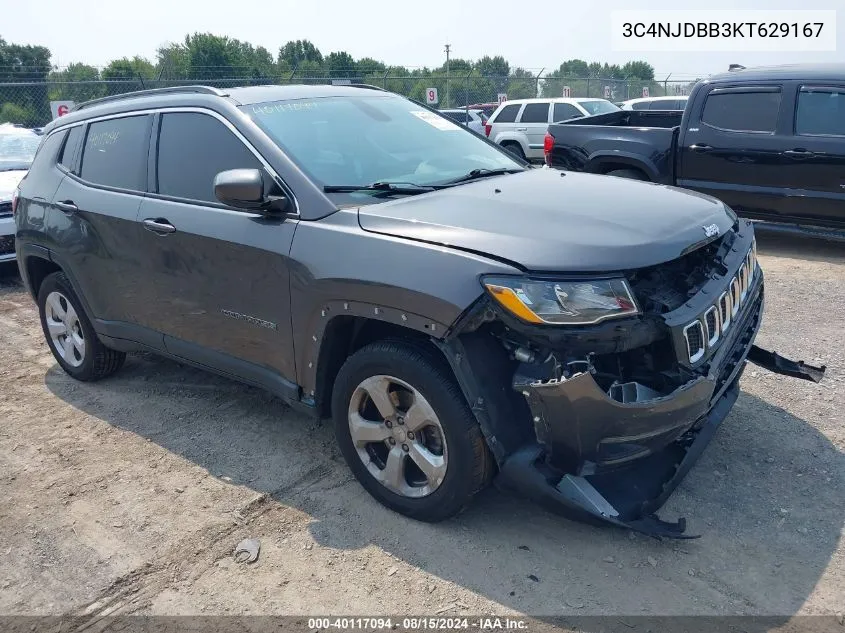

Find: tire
<box><xmin>606</xmin><ymin>168</ymin><xmax>647</xmax><ymax>181</ymax></box>
<box><xmin>37</xmin><ymin>272</ymin><xmax>126</xmax><ymax>381</ymax></box>
<box><xmin>332</xmin><ymin>341</ymin><xmax>493</xmax><ymax>522</ymax></box>
<box><xmin>502</xmin><ymin>142</ymin><xmax>525</xmax><ymax>160</ymax></box>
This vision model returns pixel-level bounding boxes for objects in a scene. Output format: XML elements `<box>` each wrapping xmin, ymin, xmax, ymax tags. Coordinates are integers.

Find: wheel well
<box><xmin>595</xmin><ymin>163</ymin><xmax>649</xmax><ymax>179</ymax></box>
<box><xmin>314</xmin><ymin>316</ymin><xmax>434</xmax><ymax>418</ymax></box>
<box><xmin>25</xmin><ymin>256</ymin><xmax>61</xmax><ymax>298</ymax></box>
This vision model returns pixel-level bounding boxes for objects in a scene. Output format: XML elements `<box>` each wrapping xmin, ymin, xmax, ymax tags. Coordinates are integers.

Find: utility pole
<box><xmin>444</xmin><ymin>43</ymin><xmax>451</xmax><ymax>107</ymax></box>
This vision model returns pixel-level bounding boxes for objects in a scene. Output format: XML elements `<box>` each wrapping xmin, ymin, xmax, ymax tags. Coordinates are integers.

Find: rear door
<box><xmin>488</xmin><ymin>102</ymin><xmax>522</xmax><ymax>140</ymax></box>
<box><xmin>677</xmin><ymin>85</ymin><xmax>788</xmax><ymax>221</ymax></box>
<box><xmin>48</xmin><ymin>114</ymin><xmax>157</xmax><ymax>346</ymax></box>
<box><xmin>517</xmin><ymin>102</ymin><xmax>551</xmax><ymax>159</ymax></box>
<box><xmin>134</xmin><ymin>109</ymin><xmax>299</xmax><ymax>390</ymax></box>
<box><xmin>778</xmin><ymin>84</ymin><xmax>845</xmax><ymax>227</ymax></box>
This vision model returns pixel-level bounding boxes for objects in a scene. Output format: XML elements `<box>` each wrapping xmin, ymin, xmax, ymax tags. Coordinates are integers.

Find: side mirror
<box><xmin>213</xmin><ymin>168</ymin><xmax>290</xmax><ymax>214</ymax></box>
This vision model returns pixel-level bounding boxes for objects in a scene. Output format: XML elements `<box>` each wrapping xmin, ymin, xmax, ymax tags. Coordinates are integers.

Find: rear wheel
<box><xmin>332</xmin><ymin>341</ymin><xmax>493</xmax><ymax>522</ymax></box>
<box><xmin>37</xmin><ymin>272</ymin><xmax>125</xmax><ymax>381</ymax></box>
<box><xmin>502</xmin><ymin>142</ymin><xmax>525</xmax><ymax>160</ymax></box>
<box><xmin>606</xmin><ymin>168</ymin><xmax>647</xmax><ymax>181</ymax></box>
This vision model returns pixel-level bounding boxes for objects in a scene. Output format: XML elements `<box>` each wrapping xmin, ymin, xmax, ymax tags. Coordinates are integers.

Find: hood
<box><xmin>0</xmin><ymin>170</ymin><xmax>27</xmax><ymax>202</ymax></box>
<box><xmin>357</xmin><ymin>168</ymin><xmax>735</xmax><ymax>272</ymax></box>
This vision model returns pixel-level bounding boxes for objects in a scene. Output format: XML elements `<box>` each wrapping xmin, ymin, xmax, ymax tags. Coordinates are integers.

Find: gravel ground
<box><xmin>0</xmin><ymin>231</ymin><xmax>842</xmax><ymax>622</ymax></box>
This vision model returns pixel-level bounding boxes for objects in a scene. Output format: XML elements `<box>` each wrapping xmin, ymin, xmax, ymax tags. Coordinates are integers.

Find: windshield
<box><xmin>242</xmin><ymin>95</ymin><xmax>524</xmax><ymax>197</ymax></box>
<box><xmin>577</xmin><ymin>100</ymin><xmax>621</xmax><ymax>116</ymax></box>
<box><xmin>0</xmin><ymin>129</ymin><xmax>40</xmax><ymax>172</ymax></box>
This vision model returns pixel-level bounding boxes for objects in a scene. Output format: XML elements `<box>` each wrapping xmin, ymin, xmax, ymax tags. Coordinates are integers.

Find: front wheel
<box><xmin>502</xmin><ymin>142</ymin><xmax>525</xmax><ymax>160</ymax></box>
<box><xmin>332</xmin><ymin>341</ymin><xmax>493</xmax><ymax>522</ymax></box>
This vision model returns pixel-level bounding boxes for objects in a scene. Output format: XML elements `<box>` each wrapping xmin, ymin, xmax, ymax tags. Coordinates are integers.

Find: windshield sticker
<box><xmin>252</xmin><ymin>102</ymin><xmax>318</xmax><ymax>116</ymax></box>
<box><xmin>410</xmin><ymin>110</ymin><xmax>460</xmax><ymax>131</ymax></box>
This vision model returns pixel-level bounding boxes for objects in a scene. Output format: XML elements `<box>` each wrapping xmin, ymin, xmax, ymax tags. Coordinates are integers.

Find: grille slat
<box><xmin>681</xmin><ymin>239</ymin><xmax>756</xmax><ymax>363</ymax></box>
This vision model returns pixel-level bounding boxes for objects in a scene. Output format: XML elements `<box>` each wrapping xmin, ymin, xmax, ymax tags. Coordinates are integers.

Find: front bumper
<box><xmin>495</xmin><ymin>266</ymin><xmax>825</xmax><ymax>537</ymax></box>
<box><xmin>0</xmin><ymin>216</ymin><xmax>15</xmax><ymax>263</ymax></box>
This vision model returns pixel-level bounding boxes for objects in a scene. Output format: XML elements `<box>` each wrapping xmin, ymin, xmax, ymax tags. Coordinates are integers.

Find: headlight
<box><xmin>482</xmin><ymin>276</ymin><xmax>639</xmax><ymax>325</ymax></box>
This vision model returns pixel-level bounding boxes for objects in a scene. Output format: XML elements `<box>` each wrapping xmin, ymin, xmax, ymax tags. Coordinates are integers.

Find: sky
<box><xmin>4</xmin><ymin>0</ymin><xmax>843</xmax><ymax>79</ymax></box>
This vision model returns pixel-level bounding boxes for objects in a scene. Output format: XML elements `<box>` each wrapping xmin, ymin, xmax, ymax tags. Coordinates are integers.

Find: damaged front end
<box><xmin>437</xmin><ymin>220</ymin><xmax>825</xmax><ymax>538</ymax></box>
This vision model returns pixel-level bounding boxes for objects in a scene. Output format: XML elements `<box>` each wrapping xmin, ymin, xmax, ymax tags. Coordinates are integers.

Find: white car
<box><xmin>485</xmin><ymin>98</ymin><xmax>620</xmax><ymax>161</ymax></box>
<box><xmin>438</xmin><ymin>108</ymin><xmax>487</xmax><ymax>135</ymax></box>
<box><xmin>0</xmin><ymin>124</ymin><xmax>41</xmax><ymax>263</ymax></box>
<box><xmin>619</xmin><ymin>96</ymin><xmax>689</xmax><ymax>111</ymax></box>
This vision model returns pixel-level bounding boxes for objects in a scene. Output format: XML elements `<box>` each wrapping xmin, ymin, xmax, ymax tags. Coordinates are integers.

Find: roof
<box><xmin>708</xmin><ymin>63</ymin><xmax>845</xmax><ymax>83</ymax></box>
<box><xmin>0</xmin><ymin>123</ymin><xmax>39</xmax><ymax>136</ymax></box>
<box><xmin>496</xmin><ymin>97</ymin><xmax>610</xmax><ymax>106</ymax></box>
<box><xmin>622</xmin><ymin>95</ymin><xmax>689</xmax><ymax>104</ymax></box>
<box><xmin>42</xmin><ymin>83</ymin><xmax>395</xmax><ymax>135</ymax></box>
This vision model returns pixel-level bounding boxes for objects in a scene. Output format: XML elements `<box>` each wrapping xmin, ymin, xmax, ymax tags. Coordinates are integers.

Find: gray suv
<box><xmin>14</xmin><ymin>84</ymin><xmax>823</xmax><ymax>537</ymax></box>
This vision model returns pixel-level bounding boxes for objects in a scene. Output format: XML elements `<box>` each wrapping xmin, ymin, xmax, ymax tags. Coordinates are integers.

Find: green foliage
<box><xmin>49</xmin><ymin>62</ymin><xmax>104</xmax><ymax>101</ymax></box>
<box><xmin>324</xmin><ymin>51</ymin><xmax>356</xmax><ymax>78</ymax></box>
<box><xmin>278</xmin><ymin>40</ymin><xmax>323</xmax><ymax>68</ymax></box>
<box><xmin>0</xmin><ymin>102</ymin><xmax>31</xmax><ymax>124</ymax></box>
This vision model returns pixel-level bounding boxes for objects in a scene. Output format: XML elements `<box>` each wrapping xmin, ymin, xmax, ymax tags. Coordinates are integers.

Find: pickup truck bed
<box><xmin>545</xmin><ymin>65</ymin><xmax>845</xmax><ymax>230</ymax></box>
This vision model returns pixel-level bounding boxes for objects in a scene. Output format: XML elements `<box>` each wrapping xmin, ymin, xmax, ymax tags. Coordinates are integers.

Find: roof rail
<box><xmin>348</xmin><ymin>83</ymin><xmax>388</xmax><ymax>92</ymax></box>
<box><xmin>728</xmin><ymin>64</ymin><xmax>746</xmax><ymax>72</ymax></box>
<box><xmin>73</xmin><ymin>85</ymin><xmax>230</xmax><ymax>112</ymax></box>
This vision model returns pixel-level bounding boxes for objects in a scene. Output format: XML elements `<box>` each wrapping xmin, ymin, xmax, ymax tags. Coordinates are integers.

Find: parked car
<box><xmin>0</xmin><ymin>123</ymin><xmax>41</xmax><ymax>263</ymax></box>
<box><xmin>15</xmin><ymin>84</ymin><xmax>823</xmax><ymax>536</ymax></box>
<box><xmin>545</xmin><ymin>64</ymin><xmax>845</xmax><ymax>230</ymax></box>
<box><xmin>438</xmin><ymin>108</ymin><xmax>487</xmax><ymax>134</ymax></box>
<box><xmin>463</xmin><ymin>102</ymin><xmax>500</xmax><ymax>118</ymax></box>
<box><xmin>485</xmin><ymin>97</ymin><xmax>620</xmax><ymax>160</ymax></box>
<box><xmin>619</xmin><ymin>95</ymin><xmax>689</xmax><ymax>111</ymax></box>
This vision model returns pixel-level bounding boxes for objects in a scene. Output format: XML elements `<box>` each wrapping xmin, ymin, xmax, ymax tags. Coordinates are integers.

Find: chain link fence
<box><xmin>0</xmin><ymin>72</ymin><xmax>698</xmax><ymax>127</ymax></box>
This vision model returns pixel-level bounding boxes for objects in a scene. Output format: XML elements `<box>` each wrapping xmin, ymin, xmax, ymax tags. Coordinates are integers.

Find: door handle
<box><xmin>689</xmin><ymin>144</ymin><xmax>712</xmax><ymax>153</ymax></box>
<box><xmin>143</xmin><ymin>218</ymin><xmax>176</xmax><ymax>235</ymax></box>
<box><xmin>784</xmin><ymin>149</ymin><xmax>815</xmax><ymax>159</ymax></box>
<box><xmin>516</xmin><ymin>127</ymin><xmax>528</xmax><ymax>132</ymax></box>
<box><xmin>55</xmin><ymin>200</ymin><xmax>78</xmax><ymax>213</ymax></box>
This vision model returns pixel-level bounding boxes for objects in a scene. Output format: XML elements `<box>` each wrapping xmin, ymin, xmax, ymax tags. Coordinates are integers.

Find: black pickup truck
<box><xmin>545</xmin><ymin>64</ymin><xmax>845</xmax><ymax>231</ymax></box>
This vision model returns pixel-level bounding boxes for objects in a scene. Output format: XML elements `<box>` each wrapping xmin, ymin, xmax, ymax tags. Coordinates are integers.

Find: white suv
<box><xmin>485</xmin><ymin>98</ymin><xmax>620</xmax><ymax>160</ymax></box>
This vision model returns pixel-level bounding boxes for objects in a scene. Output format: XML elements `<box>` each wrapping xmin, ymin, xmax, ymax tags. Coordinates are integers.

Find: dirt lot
<box><xmin>0</xmin><ymin>231</ymin><xmax>843</xmax><ymax>622</ymax></box>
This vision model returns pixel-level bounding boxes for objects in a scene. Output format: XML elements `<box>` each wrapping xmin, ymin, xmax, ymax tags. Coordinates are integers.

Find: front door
<box><xmin>677</xmin><ymin>85</ymin><xmax>790</xmax><ymax>222</ymax></box>
<box><xmin>133</xmin><ymin>110</ymin><xmax>299</xmax><ymax>392</ymax></box>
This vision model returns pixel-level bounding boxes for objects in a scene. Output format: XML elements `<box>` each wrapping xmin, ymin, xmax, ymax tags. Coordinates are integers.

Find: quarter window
<box><xmin>156</xmin><ymin>112</ymin><xmax>263</xmax><ymax>203</ymax></box>
<box><xmin>519</xmin><ymin>103</ymin><xmax>550</xmax><ymax>123</ymax></box>
<box><xmin>796</xmin><ymin>87</ymin><xmax>845</xmax><ymax>136</ymax></box>
<box><xmin>80</xmin><ymin>116</ymin><xmax>150</xmax><ymax>190</ymax></box>
<box><xmin>59</xmin><ymin>125</ymin><xmax>83</xmax><ymax>172</ymax></box>
<box><xmin>701</xmin><ymin>89</ymin><xmax>781</xmax><ymax>133</ymax></box>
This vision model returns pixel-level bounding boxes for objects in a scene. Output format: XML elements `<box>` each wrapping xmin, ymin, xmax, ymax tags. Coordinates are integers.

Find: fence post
<box><xmin>288</xmin><ymin>65</ymin><xmax>298</xmax><ymax>84</ymax></box>
<box><xmin>586</xmin><ymin>77</ymin><xmax>590</xmax><ymax>98</ymax></box>
<box><xmin>535</xmin><ymin>68</ymin><xmax>545</xmax><ymax>98</ymax></box>
<box><xmin>464</xmin><ymin>71</ymin><xmax>472</xmax><ymax>110</ymax></box>
<box><xmin>383</xmin><ymin>70</ymin><xmax>389</xmax><ymax>89</ymax></box>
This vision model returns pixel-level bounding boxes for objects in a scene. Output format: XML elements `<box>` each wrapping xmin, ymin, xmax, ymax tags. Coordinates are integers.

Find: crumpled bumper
<box><xmin>496</xmin><ymin>279</ymin><xmax>825</xmax><ymax>538</ymax></box>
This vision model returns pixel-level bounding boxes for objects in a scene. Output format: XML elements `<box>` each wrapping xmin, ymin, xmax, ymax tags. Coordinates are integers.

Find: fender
<box><xmin>491</xmin><ymin>132</ymin><xmax>529</xmax><ymax>154</ymax></box>
<box><xmin>14</xmin><ymin>242</ymin><xmax>51</xmax><ymax>300</ymax></box>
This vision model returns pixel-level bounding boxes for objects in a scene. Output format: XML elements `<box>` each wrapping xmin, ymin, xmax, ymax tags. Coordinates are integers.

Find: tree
<box><xmin>324</xmin><ymin>51</ymin><xmax>356</xmax><ymax>78</ymax></box>
<box><xmin>475</xmin><ymin>55</ymin><xmax>509</xmax><ymax>78</ymax></box>
<box><xmin>278</xmin><ymin>40</ymin><xmax>323</xmax><ymax>69</ymax></box>
<box><xmin>558</xmin><ymin>59</ymin><xmax>589</xmax><ymax>78</ymax></box>
<box><xmin>48</xmin><ymin>62</ymin><xmax>104</xmax><ymax>102</ymax></box>
<box><xmin>621</xmin><ymin>60</ymin><xmax>654</xmax><ymax>80</ymax></box>
<box><xmin>101</xmin><ymin>56</ymin><xmax>156</xmax><ymax>94</ymax></box>
<box><xmin>356</xmin><ymin>57</ymin><xmax>386</xmax><ymax>74</ymax></box>
<box><xmin>0</xmin><ymin>37</ymin><xmax>51</xmax><ymax>125</ymax></box>
<box><xmin>156</xmin><ymin>43</ymin><xmax>189</xmax><ymax>79</ymax></box>
<box><xmin>507</xmin><ymin>68</ymin><xmax>537</xmax><ymax>99</ymax></box>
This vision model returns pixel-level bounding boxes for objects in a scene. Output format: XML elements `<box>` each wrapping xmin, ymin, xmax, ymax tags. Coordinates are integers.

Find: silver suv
<box><xmin>485</xmin><ymin>98</ymin><xmax>619</xmax><ymax>160</ymax></box>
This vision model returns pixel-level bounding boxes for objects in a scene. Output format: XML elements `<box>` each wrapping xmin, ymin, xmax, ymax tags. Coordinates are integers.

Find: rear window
<box><xmin>519</xmin><ymin>103</ymin><xmax>550</xmax><ymax>123</ymax></box>
<box><xmin>492</xmin><ymin>103</ymin><xmax>521</xmax><ymax>123</ymax></box>
<box><xmin>795</xmin><ymin>87</ymin><xmax>845</xmax><ymax>136</ymax></box>
<box><xmin>701</xmin><ymin>89</ymin><xmax>781</xmax><ymax>133</ymax></box>
<box><xmin>631</xmin><ymin>101</ymin><xmax>649</xmax><ymax>110</ymax></box>
<box><xmin>80</xmin><ymin>115</ymin><xmax>150</xmax><ymax>190</ymax></box>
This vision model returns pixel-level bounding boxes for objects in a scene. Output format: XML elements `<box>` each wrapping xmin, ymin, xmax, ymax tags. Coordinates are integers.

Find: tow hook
<box><xmin>746</xmin><ymin>346</ymin><xmax>826</xmax><ymax>383</ymax></box>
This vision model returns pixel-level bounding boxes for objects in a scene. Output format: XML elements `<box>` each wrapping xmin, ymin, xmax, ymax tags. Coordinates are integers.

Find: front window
<box><xmin>0</xmin><ymin>128</ymin><xmax>40</xmax><ymax>172</ymax></box>
<box><xmin>243</xmin><ymin>95</ymin><xmax>523</xmax><ymax>199</ymax></box>
<box><xmin>577</xmin><ymin>100</ymin><xmax>621</xmax><ymax>115</ymax></box>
